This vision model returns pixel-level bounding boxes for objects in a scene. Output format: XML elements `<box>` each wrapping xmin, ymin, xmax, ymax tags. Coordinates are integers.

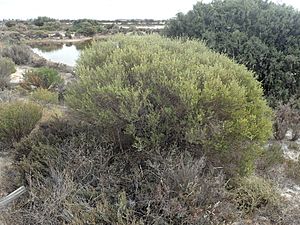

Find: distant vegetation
<box><xmin>1</xmin><ymin>17</ymin><xmax>166</xmax><ymax>39</ymax></box>
<box><xmin>165</xmin><ymin>0</ymin><xmax>300</xmax><ymax>104</ymax></box>
<box><xmin>32</xmin><ymin>16</ymin><xmax>56</xmax><ymax>27</ymax></box>
<box><xmin>69</xmin><ymin>19</ymin><xmax>103</xmax><ymax>36</ymax></box>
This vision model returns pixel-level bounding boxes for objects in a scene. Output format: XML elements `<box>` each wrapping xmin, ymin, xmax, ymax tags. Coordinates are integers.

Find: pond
<box><xmin>30</xmin><ymin>41</ymin><xmax>91</xmax><ymax>67</ymax></box>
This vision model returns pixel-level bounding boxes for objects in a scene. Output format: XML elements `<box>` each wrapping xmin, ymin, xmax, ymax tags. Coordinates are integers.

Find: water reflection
<box><xmin>30</xmin><ymin>40</ymin><xmax>92</xmax><ymax>67</ymax></box>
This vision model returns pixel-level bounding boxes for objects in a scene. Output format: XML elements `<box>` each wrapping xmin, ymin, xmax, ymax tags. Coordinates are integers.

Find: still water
<box><xmin>31</xmin><ymin>41</ymin><xmax>91</xmax><ymax>67</ymax></box>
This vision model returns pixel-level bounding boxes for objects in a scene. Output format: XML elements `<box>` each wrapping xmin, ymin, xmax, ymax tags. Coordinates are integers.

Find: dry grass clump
<box><xmin>0</xmin><ymin>44</ymin><xmax>32</xmax><ymax>65</ymax></box>
<box><xmin>256</xmin><ymin>143</ymin><xmax>285</xmax><ymax>171</ymax></box>
<box><xmin>230</xmin><ymin>176</ymin><xmax>280</xmax><ymax>214</ymax></box>
<box><xmin>31</xmin><ymin>88</ymin><xmax>59</xmax><ymax>105</ymax></box>
<box><xmin>274</xmin><ymin>100</ymin><xmax>300</xmax><ymax>141</ymax></box>
<box><xmin>0</xmin><ymin>57</ymin><xmax>16</xmax><ymax>90</ymax></box>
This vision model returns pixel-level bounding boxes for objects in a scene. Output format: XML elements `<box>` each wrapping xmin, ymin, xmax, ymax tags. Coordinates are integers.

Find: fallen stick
<box><xmin>0</xmin><ymin>186</ymin><xmax>26</xmax><ymax>209</ymax></box>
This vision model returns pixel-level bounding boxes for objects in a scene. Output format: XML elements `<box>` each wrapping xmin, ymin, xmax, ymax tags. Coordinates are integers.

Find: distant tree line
<box><xmin>164</xmin><ymin>0</ymin><xmax>300</xmax><ymax>104</ymax></box>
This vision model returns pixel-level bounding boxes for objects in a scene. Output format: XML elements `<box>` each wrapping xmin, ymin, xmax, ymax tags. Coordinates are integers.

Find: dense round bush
<box><xmin>67</xmin><ymin>35</ymin><xmax>272</xmax><ymax>174</ymax></box>
<box><xmin>0</xmin><ymin>101</ymin><xmax>42</xmax><ymax>144</ymax></box>
<box><xmin>0</xmin><ymin>57</ymin><xmax>16</xmax><ymax>90</ymax></box>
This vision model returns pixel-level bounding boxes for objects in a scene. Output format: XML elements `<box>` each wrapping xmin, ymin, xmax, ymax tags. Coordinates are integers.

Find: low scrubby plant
<box><xmin>67</xmin><ymin>35</ymin><xmax>272</xmax><ymax>175</ymax></box>
<box><xmin>274</xmin><ymin>100</ymin><xmax>300</xmax><ymax>141</ymax></box>
<box><xmin>0</xmin><ymin>57</ymin><xmax>16</xmax><ymax>90</ymax></box>
<box><xmin>31</xmin><ymin>88</ymin><xmax>58</xmax><ymax>104</ymax></box>
<box><xmin>273</xmin><ymin>103</ymin><xmax>290</xmax><ymax>140</ymax></box>
<box><xmin>0</xmin><ymin>101</ymin><xmax>42</xmax><ymax>144</ymax></box>
<box><xmin>1</xmin><ymin>44</ymin><xmax>32</xmax><ymax>65</ymax></box>
<box><xmin>21</xmin><ymin>67</ymin><xmax>63</xmax><ymax>90</ymax></box>
<box><xmin>230</xmin><ymin>176</ymin><xmax>280</xmax><ymax>213</ymax></box>
<box><xmin>285</xmin><ymin>158</ymin><xmax>300</xmax><ymax>182</ymax></box>
<box><xmin>257</xmin><ymin>143</ymin><xmax>285</xmax><ymax>170</ymax></box>
<box><xmin>288</xmin><ymin>142</ymin><xmax>300</xmax><ymax>151</ymax></box>
<box><xmin>7</xmin><ymin>118</ymin><xmax>235</xmax><ymax>225</ymax></box>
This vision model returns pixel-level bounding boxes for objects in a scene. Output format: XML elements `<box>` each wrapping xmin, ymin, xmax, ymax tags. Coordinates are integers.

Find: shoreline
<box><xmin>24</xmin><ymin>37</ymin><xmax>93</xmax><ymax>44</ymax></box>
<box><xmin>23</xmin><ymin>35</ymin><xmax>110</xmax><ymax>44</ymax></box>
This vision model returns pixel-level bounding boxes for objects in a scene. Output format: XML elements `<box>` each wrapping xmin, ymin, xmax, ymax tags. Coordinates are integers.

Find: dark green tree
<box><xmin>165</xmin><ymin>0</ymin><xmax>300</xmax><ymax>103</ymax></box>
<box><xmin>33</xmin><ymin>17</ymin><xmax>55</xmax><ymax>27</ymax></box>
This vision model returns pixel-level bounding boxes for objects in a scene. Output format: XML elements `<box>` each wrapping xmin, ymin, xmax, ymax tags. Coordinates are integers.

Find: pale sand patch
<box><xmin>10</xmin><ymin>66</ymin><xmax>33</xmax><ymax>84</ymax></box>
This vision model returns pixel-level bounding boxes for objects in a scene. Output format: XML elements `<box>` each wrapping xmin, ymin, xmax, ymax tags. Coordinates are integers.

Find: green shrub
<box><xmin>0</xmin><ymin>101</ymin><xmax>42</xmax><ymax>144</ymax></box>
<box><xmin>75</xmin><ymin>23</ymin><xmax>97</xmax><ymax>36</ymax></box>
<box><xmin>67</xmin><ymin>35</ymin><xmax>272</xmax><ymax>175</ymax></box>
<box><xmin>0</xmin><ymin>57</ymin><xmax>16</xmax><ymax>90</ymax></box>
<box><xmin>42</xmin><ymin>21</ymin><xmax>62</xmax><ymax>31</ymax></box>
<box><xmin>71</xmin><ymin>19</ymin><xmax>102</xmax><ymax>36</ymax></box>
<box><xmin>231</xmin><ymin>176</ymin><xmax>280</xmax><ymax>213</ymax></box>
<box><xmin>1</xmin><ymin>45</ymin><xmax>32</xmax><ymax>65</ymax></box>
<box><xmin>164</xmin><ymin>0</ymin><xmax>300</xmax><ymax>103</ymax></box>
<box><xmin>21</xmin><ymin>67</ymin><xmax>63</xmax><ymax>90</ymax></box>
<box><xmin>31</xmin><ymin>88</ymin><xmax>58</xmax><ymax>104</ymax></box>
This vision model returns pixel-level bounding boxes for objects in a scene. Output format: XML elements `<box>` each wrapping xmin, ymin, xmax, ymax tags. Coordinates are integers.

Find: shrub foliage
<box><xmin>273</xmin><ymin>99</ymin><xmax>300</xmax><ymax>141</ymax></box>
<box><xmin>1</xmin><ymin>45</ymin><xmax>32</xmax><ymax>65</ymax></box>
<box><xmin>67</xmin><ymin>35</ymin><xmax>272</xmax><ymax>174</ymax></box>
<box><xmin>0</xmin><ymin>101</ymin><xmax>42</xmax><ymax>144</ymax></box>
<box><xmin>8</xmin><ymin>118</ymin><xmax>234</xmax><ymax>225</ymax></box>
<box><xmin>164</xmin><ymin>0</ymin><xmax>300</xmax><ymax>103</ymax></box>
<box><xmin>231</xmin><ymin>176</ymin><xmax>280</xmax><ymax>213</ymax></box>
<box><xmin>30</xmin><ymin>88</ymin><xmax>59</xmax><ymax>104</ymax></box>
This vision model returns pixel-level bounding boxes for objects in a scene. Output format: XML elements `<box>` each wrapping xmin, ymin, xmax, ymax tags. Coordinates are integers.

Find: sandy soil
<box><xmin>10</xmin><ymin>66</ymin><xmax>33</xmax><ymax>84</ymax></box>
<box><xmin>272</xmin><ymin>132</ymin><xmax>300</xmax><ymax>224</ymax></box>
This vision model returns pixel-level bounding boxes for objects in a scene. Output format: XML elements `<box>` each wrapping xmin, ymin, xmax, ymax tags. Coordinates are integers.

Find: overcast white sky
<box><xmin>0</xmin><ymin>0</ymin><xmax>299</xmax><ymax>20</ymax></box>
